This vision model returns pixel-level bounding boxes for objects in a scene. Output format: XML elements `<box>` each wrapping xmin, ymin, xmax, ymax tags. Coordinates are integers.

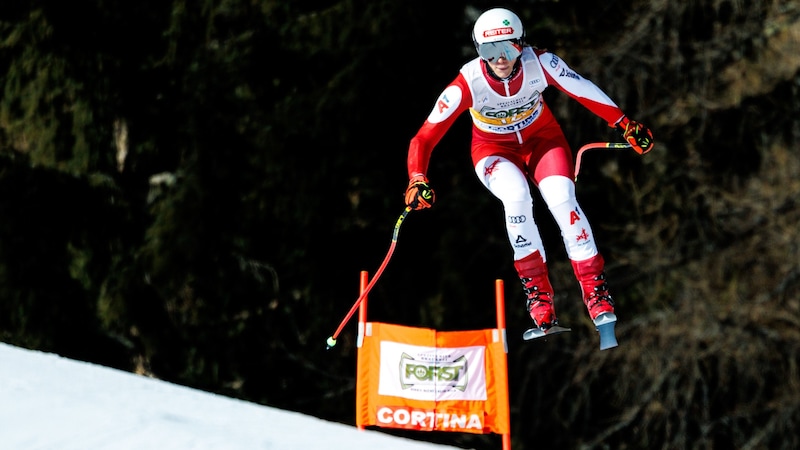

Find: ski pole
<box><xmin>326</xmin><ymin>206</ymin><xmax>412</xmax><ymax>349</ymax></box>
<box><xmin>574</xmin><ymin>142</ymin><xmax>631</xmax><ymax>181</ymax></box>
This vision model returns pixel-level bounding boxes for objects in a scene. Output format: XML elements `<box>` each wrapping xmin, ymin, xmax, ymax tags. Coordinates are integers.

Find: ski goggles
<box><xmin>476</xmin><ymin>40</ymin><xmax>522</xmax><ymax>62</ymax></box>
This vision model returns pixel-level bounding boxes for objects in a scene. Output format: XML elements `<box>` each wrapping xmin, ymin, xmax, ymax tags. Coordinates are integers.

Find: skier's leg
<box><xmin>538</xmin><ymin>175</ymin><xmax>615</xmax><ymax>320</ymax></box>
<box><xmin>475</xmin><ymin>156</ymin><xmax>557</xmax><ymax>329</ymax></box>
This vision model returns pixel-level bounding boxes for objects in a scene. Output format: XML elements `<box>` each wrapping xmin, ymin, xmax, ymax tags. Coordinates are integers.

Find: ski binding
<box><xmin>594</xmin><ymin>313</ymin><xmax>618</xmax><ymax>350</ymax></box>
<box><xmin>522</xmin><ymin>324</ymin><xmax>571</xmax><ymax>341</ymax></box>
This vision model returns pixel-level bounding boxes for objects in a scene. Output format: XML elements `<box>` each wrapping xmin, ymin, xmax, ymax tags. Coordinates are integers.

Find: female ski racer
<box><xmin>404</xmin><ymin>7</ymin><xmax>654</xmax><ymax>338</ymax></box>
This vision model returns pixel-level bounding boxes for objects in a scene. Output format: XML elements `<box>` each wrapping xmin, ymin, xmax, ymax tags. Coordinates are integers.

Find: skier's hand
<box><xmin>617</xmin><ymin>117</ymin><xmax>654</xmax><ymax>154</ymax></box>
<box><xmin>405</xmin><ymin>174</ymin><xmax>435</xmax><ymax>210</ymax></box>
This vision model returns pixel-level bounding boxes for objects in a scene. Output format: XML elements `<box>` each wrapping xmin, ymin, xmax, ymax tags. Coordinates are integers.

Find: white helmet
<box><xmin>472</xmin><ymin>8</ymin><xmax>525</xmax><ymax>62</ymax></box>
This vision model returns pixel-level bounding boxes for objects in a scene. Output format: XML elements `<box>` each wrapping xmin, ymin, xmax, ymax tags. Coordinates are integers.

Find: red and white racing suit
<box><xmin>407</xmin><ymin>46</ymin><xmax>626</xmax><ymax>265</ymax></box>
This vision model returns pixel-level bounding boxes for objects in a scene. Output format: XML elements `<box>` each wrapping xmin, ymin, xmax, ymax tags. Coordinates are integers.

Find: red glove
<box><xmin>617</xmin><ymin>117</ymin><xmax>654</xmax><ymax>154</ymax></box>
<box><xmin>405</xmin><ymin>174</ymin><xmax>435</xmax><ymax>210</ymax></box>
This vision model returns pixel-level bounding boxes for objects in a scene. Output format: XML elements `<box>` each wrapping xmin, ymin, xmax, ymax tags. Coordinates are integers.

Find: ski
<box><xmin>522</xmin><ymin>324</ymin><xmax>571</xmax><ymax>341</ymax></box>
<box><xmin>522</xmin><ymin>313</ymin><xmax>618</xmax><ymax>350</ymax></box>
<box><xmin>594</xmin><ymin>312</ymin><xmax>618</xmax><ymax>350</ymax></box>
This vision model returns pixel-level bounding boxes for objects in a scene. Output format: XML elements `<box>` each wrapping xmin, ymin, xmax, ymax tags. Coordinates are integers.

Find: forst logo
<box><xmin>400</xmin><ymin>354</ymin><xmax>468</xmax><ymax>391</ymax></box>
<box><xmin>481</xmin><ymin>92</ymin><xmax>541</xmax><ymax>120</ymax></box>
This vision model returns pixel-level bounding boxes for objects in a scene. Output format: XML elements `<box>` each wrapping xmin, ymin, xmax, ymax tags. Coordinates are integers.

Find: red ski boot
<box><xmin>572</xmin><ymin>254</ymin><xmax>618</xmax><ymax>349</ymax></box>
<box><xmin>514</xmin><ymin>251</ymin><xmax>557</xmax><ymax>331</ymax></box>
<box><xmin>571</xmin><ymin>254</ymin><xmax>615</xmax><ymax>319</ymax></box>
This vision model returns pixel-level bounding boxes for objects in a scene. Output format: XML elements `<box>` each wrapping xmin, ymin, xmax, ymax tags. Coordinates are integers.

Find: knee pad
<box><xmin>475</xmin><ymin>156</ymin><xmax>531</xmax><ymax>203</ymax></box>
<box><xmin>537</xmin><ymin>175</ymin><xmax>574</xmax><ymax>206</ymax></box>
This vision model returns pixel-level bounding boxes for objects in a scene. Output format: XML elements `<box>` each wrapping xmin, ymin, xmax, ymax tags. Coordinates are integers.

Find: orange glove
<box><xmin>617</xmin><ymin>117</ymin><xmax>654</xmax><ymax>154</ymax></box>
<box><xmin>404</xmin><ymin>174</ymin><xmax>435</xmax><ymax>210</ymax></box>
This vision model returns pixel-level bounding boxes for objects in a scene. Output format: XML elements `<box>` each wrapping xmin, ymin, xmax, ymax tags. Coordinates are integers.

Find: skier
<box><xmin>404</xmin><ymin>8</ymin><xmax>653</xmax><ymax>338</ymax></box>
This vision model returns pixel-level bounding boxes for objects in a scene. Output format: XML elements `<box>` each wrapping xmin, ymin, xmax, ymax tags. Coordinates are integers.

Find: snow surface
<box><xmin>0</xmin><ymin>342</ymin><xmax>463</xmax><ymax>450</ymax></box>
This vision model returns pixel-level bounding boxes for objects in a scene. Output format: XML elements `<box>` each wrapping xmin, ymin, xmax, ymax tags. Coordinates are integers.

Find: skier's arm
<box><xmin>405</xmin><ymin>74</ymin><xmax>472</xmax><ymax>210</ymax></box>
<box><xmin>407</xmin><ymin>74</ymin><xmax>472</xmax><ymax>179</ymax></box>
<box><xmin>537</xmin><ymin>51</ymin><xmax>625</xmax><ymax>126</ymax></box>
<box><xmin>538</xmin><ymin>51</ymin><xmax>654</xmax><ymax>154</ymax></box>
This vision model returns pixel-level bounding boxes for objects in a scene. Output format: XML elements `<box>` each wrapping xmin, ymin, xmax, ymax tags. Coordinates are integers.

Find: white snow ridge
<box><xmin>0</xmin><ymin>343</ymin><xmax>461</xmax><ymax>450</ymax></box>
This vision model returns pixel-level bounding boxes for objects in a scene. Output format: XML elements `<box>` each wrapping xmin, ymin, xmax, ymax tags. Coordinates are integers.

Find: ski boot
<box><xmin>515</xmin><ymin>251</ymin><xmax>571</xmax><ymax>340</ymax></box>
<box><xmin>572</xmin><ymin>254</ymin><xmax>618</xmax><ymax>350</ymax></box>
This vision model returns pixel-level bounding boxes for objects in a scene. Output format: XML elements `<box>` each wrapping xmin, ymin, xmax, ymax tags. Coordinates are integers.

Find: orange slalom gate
<box><xmin>354</xmin><ymin>271</ymin><xmax>512</xmax><ymax>449</ymax></box>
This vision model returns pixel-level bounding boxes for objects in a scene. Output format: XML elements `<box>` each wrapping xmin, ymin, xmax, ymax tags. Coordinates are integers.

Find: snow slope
<box><xmin>0</xmin><ymin>343</ymin><xmax>462</xmax><ymax>450</ymax></box>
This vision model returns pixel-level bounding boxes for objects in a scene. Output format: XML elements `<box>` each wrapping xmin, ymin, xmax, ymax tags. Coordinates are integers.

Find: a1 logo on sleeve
<box><xmin>426</xmin><ymin>85</ymin><xmax>462</xmax><ymax>124</ymax></box>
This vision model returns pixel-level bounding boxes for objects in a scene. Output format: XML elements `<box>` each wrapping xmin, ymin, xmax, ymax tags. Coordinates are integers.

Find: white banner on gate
<box><xmin>377</xmin><ymin>341</ymin><xmax>488</xmax><ymax>401</ymax></box>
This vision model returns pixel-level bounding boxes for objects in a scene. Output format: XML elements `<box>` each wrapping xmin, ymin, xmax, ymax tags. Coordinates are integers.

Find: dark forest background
<box><xmin>1</xmin><ymin>1</ymin><xmax>799</xmax><ymax>449</ymax></box>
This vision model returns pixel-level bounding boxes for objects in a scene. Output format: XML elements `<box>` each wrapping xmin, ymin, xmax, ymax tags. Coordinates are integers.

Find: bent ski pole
<box><xmin>326</xmin><ymin>206</ymin><xmax>412</xmax><ymax>349</ymax></box>
<box><xmin>574</xmin><ymin>142</ymin><xmax>631</xmax><ymax>181</ymax></box>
